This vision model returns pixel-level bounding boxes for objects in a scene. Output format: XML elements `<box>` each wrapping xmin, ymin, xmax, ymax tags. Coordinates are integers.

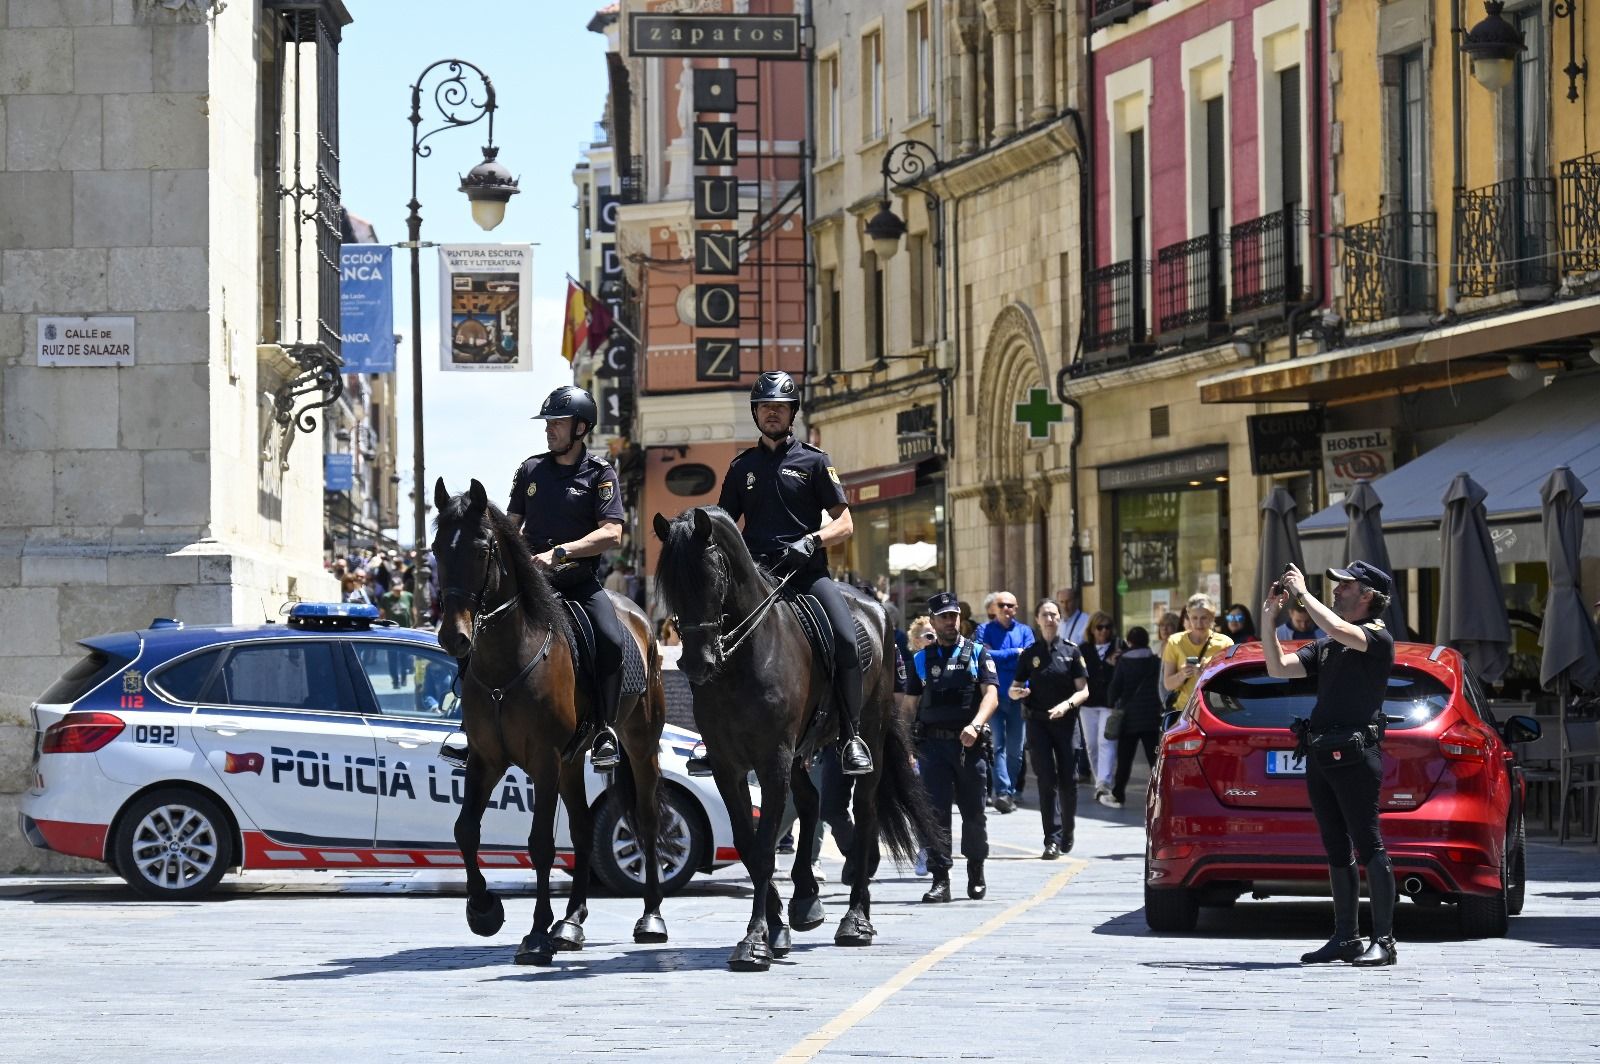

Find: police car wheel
<box><xmin>590</xmin><ymin>785</ymin><xmax>706</xmax><ymax>897</ymax></box>
<box><xmin>113</xmin><ymin>788</ymin><xmax>233</xmax><ymax>901</ymax></box>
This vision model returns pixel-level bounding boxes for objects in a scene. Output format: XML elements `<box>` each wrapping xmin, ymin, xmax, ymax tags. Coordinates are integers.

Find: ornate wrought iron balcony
<box><xmin>1090</xmin><ymin>0</ymin><xmax>1153</xmax><ymax>30</ymax></box>
<box><xmin>1342</xmin><ymin>211</ymin><xmax>1436</xmax><ymax>324</ymax></box>
<box><xmin>1454</xmin><ymin>176</ymin><xmax>1557</xmax><ymax>299</ymax></box>
<box><xmin>1230</xmin><ymin>206</ymin><xmax>1312</xmax><ymax>323</ymax></box>
<box><xmin>1560</xmin><ymin>151</ymin><xmax>1600</xmax><ymax>275</ymax></box>
<box><xmin>1156</xmin><ymin>231</ymin><xmax>1229</xmax><ymax>342</ymax></box>
<box><xmin>1079</xmin><ymin>259</ymin><xmax>1155</xmax><ymax>373</ymax></box>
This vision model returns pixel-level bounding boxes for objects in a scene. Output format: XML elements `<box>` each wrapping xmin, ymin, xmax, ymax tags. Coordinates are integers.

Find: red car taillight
<box><xmin>1439</xmin><ymin>721</ymin><xmax>1491</xmax><ymax>762</ymax></box>
<box><xmin>1161</xmin><ymin>719</ymin><xmax>1206</xmax><ymax>757</ymax></box>
<box><xmin>41</xmin><ymin>712</ymin><xmax>125</xmax><ymax>754</ymax></box>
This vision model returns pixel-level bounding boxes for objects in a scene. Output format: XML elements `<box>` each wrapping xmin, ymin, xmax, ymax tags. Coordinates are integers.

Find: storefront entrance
<box><xmin>833</xmin><ymin>462</ymin><xmax>945</xmax><ymax>625</ymax></box>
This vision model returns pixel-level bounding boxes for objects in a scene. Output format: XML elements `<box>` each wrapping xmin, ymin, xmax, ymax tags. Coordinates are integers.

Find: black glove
<box><xmin>781</xmin><ymin>533</ymin><xmax>819</xmax><ymax>570</ymax></box>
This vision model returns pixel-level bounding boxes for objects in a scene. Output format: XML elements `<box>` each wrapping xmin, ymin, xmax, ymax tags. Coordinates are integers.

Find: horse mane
<box><xmin>438</xmin><ymin>491</ymin><xmax>570</xmax><ymax>639</ymax></box>
<box><xmin>656</xmin><ymin>506</ymin><xmax>763</xmax><ymax>618</ymax></box>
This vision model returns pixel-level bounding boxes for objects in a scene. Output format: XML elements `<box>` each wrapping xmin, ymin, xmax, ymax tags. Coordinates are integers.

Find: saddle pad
<box><xmin>561</xmin><ymin>599</ymin><xmax>646</xmax><ymax>698</ymax></box>
<box><xmin>787</xmin><ymin>594</ymin><xmax>874</xmax><ymax>676</ymax></box>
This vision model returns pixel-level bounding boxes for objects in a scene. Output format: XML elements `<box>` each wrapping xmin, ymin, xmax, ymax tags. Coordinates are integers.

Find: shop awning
<box><xmin>841</xmin><ymin>461</ymin><xmax>920</xmax><ymax>507</ymax></box>
<box><xmin>1299</xmin><ymin>373</ymin><xmax>1600</xmax><ymax>570</ymax></box>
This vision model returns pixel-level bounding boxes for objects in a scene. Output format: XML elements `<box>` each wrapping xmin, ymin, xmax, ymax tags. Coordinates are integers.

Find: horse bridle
<box><xmin>679</xmin><ymin>561</ymin><xmax>799</xmax><ymax>674</ymax></box>
<box><xmin>439</xmin><ymin>532</ymin><xmax>518</xmax><ymax>643</ymax></box>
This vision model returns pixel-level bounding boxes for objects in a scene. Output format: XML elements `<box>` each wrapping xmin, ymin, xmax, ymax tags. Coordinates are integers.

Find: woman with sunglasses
<box><xmin>1078</xmin><ymin>611</ymin><xmax>1123</xmax><ymax>802</ymax></box>
<box><xmin>1223</xmin><ymin>603</ymin><xmax>1260</xmax><ymax>644</ymax></box>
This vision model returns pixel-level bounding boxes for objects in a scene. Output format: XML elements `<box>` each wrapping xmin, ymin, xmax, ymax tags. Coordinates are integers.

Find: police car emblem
<box><xmin>599</xmin><ymin>481</ymin><xmax>614</xmax><ymax>502</ymax></box>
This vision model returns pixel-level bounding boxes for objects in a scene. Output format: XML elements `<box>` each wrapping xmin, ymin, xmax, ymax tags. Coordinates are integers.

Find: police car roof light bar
<box><xmin>287</xmin><ymin>602</ymin><xmax>382</xmax><ymax>631</ymax></box>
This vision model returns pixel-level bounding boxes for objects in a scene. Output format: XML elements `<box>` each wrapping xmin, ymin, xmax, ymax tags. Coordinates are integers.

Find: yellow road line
<box><xmin>774</xmin><ymin>859</ymin><xmax>1088</xmax><ymax>1063</ymax></box>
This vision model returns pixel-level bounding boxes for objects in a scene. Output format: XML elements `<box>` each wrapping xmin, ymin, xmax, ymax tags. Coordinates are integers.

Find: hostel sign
<box><xmin>629</xmin><ymin>14</ymin><xmax>802</xmax><ymax>58</ymax></box>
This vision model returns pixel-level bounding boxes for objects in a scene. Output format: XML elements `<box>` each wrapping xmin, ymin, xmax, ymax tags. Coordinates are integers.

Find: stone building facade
<box><xmin>0</xmin><ymin>0</ymin><xmax>347</xmax><ymax>870</ymax></box>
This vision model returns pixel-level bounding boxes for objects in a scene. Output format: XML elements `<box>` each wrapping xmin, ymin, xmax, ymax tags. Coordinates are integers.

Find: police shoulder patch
<box><xmin>526</xmin><ymin>481</ymin><xmax>537</xmax><ymax>497</ymax></box>
<box><xmin>598</xmin><ymin>480</ymin><xmax>615</xmax><ymax>502</ymax></box>
<box><xmin>1364</xmin><ymin>619</ymin><xmax>1386</xmax><ymax>631</ymax></box>
<box><xmin>827</xmin><ymin>465</ymin><xmax>841</xmax><ymax>485</ymax></box>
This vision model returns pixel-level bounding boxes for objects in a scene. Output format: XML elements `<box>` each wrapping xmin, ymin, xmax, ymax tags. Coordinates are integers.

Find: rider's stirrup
<box><xmin>841</xmin><ymin>736</ymin><xmax>873</xmax><ymax>776</ymax></box>
<box><xmin>590</xmin><ymin>727</ymin><xmax>620</xmax><ymax>770</ymax></box>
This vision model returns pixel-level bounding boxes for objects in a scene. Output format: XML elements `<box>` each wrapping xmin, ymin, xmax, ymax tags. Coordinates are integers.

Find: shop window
<box><xmin>1114</xmin><ymin>487</ymin><xmax>1228</xmax><ymax>631</ymax></box>
<box><xmin>1149</xmin><ymin>405</ymin><xmax>1170</xmax><ymax>438</ymax></box>
<box><xmin>664</xmin><ymin>463</ymin><xmax>718</xmax><ymax>497</ymax></box>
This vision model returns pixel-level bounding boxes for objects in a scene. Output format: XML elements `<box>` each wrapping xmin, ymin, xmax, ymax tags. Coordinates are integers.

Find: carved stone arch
<box><xmin>974</xmin><ymin>302</ymin><xmax>1051</xmax><ymax>487</ymax></box>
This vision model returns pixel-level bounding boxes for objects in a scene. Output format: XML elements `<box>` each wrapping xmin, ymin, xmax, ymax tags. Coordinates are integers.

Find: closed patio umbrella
<box><xmin>1256</xmin><ymin>486</ymin><xmax>1305</xmax><ymax>607</ymax></box>
<box><xmin>1537</xmin><ymin>467</ymin><xmax>1600</xmax><ymax>841</ymax></box>
<box><xmin>1342</xmin><ymin>479</ymin><xmax>1408</xmax><ymax>637</ymax></box>
<box><xmin>1436</xmin><ymin>472</ymin><xmax>1511</xmax><ymax>683</ymax></box>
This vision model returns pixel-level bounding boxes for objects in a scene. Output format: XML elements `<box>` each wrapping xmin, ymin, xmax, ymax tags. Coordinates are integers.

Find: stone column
<box><xmin>979</xmin><ymin>485</ymin><xmax>1008</xmax><ymax>596</ymax></box>
<box><xmin>982</xmin><ymin>0</ymin><xmax>1018</xmax><ymax>142</ymax></box>
<box><xmin>1027</xmin><ymin>0</ymin><xmax>1056</xmax><ymax>123</ymax></box>
<box><xmin>954</xmin><ymin>15</ymin><xmax>982</xmax><ymax>155</ymax></box>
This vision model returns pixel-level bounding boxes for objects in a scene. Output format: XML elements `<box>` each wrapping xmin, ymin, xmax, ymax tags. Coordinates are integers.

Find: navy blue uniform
<box><xmin>507</xmin><ymin>451</ymin><xmax>628</xmax><ymax>709</ymax></box>
<box><xmin>905</xmin><ymin>638</ymin><xmax>998</xmax><ymax>875</ymax></box>
<box><xmin>1014</xmin><ymin>635</ymin><xmax>1088</xmax><ymax>850</ymax></box>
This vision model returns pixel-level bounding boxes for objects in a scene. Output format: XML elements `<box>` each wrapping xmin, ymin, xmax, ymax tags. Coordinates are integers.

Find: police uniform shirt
<box><xmin>904</xmin><ymin>638</ymin><xmax>999</xmax><ymax>727</ymax></box>
<box><xmin>717</xmin><ymin>436</ymin><xmax>847</xmax><ymax>561</ymax></box>
<box><xmin>1294</xmin><ymin>620</ymin><xmax>1396</xmax><ymax>731</ymax></box>
<box><xmin>506</xmin><ymin>451</ymin><xmax>624</xmax><ymax>578</ymax></box>
<box><xmin>1013</xmin><ymin>634</ymin><xmax>1087</xmax><ymax>716</ymax></box>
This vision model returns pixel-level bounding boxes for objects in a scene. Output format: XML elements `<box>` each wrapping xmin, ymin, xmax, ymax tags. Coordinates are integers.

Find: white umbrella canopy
<box><xmin>1436</xmin><ymin>472</ymin><xmax>1511</xmax><ymax>684</ymax></box>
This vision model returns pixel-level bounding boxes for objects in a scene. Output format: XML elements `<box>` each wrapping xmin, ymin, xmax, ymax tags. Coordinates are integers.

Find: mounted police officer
<box><xmin>716</xmin><ymin>370</ymin><xmax>873</xmax><ymax>776</ymax></box>
<box><xmin>904</xmin><ymin>592</ymin><xmax>999</xmax><ymax>903</ymax></box>
<box><xmin>507</xmin><ymin>385</ymin><xmax>626</xmax><ymax>770</ymax></box>
<box><xmin>1263</xmin><ymin>560</ymin><xmax>1399</xmax><ymax>967</ymax></box>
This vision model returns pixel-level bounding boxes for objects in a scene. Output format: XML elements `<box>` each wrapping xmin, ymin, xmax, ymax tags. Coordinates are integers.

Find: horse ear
<box><xmin>433</xmin><ymin>477</ymin><xmax>451</xmax><ymax>513</ymax></box>
<box><xmin>692</xmin><ymin>507</ymin><xmax>712</xmax><ymax>539</ymax></box>
<box><xmin>467</xmin><ymin>478</ymin><xmax>488</xmax><ymax>511</ymax></box>
<box><xmin>652</xmin><ymin>513</ymin><xmax>671</xmax><ymax>542</ymax></box>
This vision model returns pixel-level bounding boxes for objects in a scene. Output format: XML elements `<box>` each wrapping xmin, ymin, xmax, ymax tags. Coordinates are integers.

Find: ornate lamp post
<box><xmin>402</xmin><ymin>59</ymin><xmax>518</xmax><ymax>625</ymax></box>
<box><xmin>863</xmin><ymin>139</ymin><xmax>944</xmax><ymax>265</ymax></box>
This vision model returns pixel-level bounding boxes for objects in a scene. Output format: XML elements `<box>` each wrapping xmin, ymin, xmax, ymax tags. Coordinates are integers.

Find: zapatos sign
<box><xmin>628</xmin><ymin>14</ymin><xmax>801</xmax><ymax>58</ymax></box>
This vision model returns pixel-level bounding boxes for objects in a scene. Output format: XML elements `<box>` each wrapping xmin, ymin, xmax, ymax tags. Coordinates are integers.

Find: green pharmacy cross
<box><xmin>1014</xmin><ymin>387</ymin><xmax>1064</xmax><ymax>440</ymax></box>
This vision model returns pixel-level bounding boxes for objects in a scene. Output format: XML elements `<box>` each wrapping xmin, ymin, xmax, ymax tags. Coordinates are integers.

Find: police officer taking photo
<box><xmin>1261</xmin><ymin>560</ymin><xmax>1399</xmax><ymax>967</ymax></box>
<box><xmin>507</xmin><ymin>385</ymin><xmax>626</xmax><ymax>770</ymax></box>
<box><xmin>904</xmin><ymin>592</ymin><xmax>999</xmax><ymax>903</ymax></box>
<box><xmin>717</xmin><ymin>370</ymin><xmax>873</xmax><ymax>776</ymax></box>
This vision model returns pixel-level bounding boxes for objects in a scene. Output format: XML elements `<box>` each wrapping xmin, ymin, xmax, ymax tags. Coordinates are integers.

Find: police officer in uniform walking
<box><xmin>904</xmin><ymin>591</ymin><xmax>999</xmax><ymax>903</ymax></box>
<box><xmin>1262</xmin><ymin>560</ymin><xmax>1399</xmax><ymax>967</ymax></box>
<box><xmin>717</xmin><ymin>370</ymin><xmax>873</xmax><ymax>776</ymax></box>
<box><xmin>507</xmin><ymin>385</ymin><xmax>627</xmax><ymax>770</ymax></box>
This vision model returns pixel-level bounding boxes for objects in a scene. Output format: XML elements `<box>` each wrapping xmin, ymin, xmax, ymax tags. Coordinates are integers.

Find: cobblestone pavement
<box><xmin>3</xmin><ymin>784</ymin><xmax>1597</xmax><ymax>1063</ymax></box>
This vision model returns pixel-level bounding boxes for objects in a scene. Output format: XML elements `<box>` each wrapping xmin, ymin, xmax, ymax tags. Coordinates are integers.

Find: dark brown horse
<box><xmin>433</xmin><ymin>478</ymin><xmax>670</xmax><ymax>965</ymax></box>
<box><xmin>652</xmin><ymin>506</ymin><xmax>936</xmax><ymax>971</ymax></box>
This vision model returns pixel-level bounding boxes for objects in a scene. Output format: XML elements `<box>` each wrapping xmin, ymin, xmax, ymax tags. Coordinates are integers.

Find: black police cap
<box><xmin>1327</xmin><ymin>560</ymin><xmax>1393</xmax><ymax>597</ymax></box>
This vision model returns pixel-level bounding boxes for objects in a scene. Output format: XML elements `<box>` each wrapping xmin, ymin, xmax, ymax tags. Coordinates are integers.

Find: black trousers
<box><xmin>1025</xmin><ymin>713</ymin><xmax>1078</xmax><ymax>848</ymax></box>
<box><xmin>558</xmin><ymin>574</ymin><xmax>626</xmax><ymax>724</ymax></box>
<box><xmin>1111</xmin><ymin>729</ymin><xmax>1160</xmax><ymax>804</ymax></box>
<box><xmin>916</xmin><ymin>735</ymin><xmax>988</xmax><ymax>875</ymax></box>
<box><xmin>1306</xmin><ymin>746</ymin><xmax>1386</xmax><ymax>865</ymax></box>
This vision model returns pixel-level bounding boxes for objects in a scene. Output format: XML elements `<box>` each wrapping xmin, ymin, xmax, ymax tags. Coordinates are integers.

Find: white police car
<box><xmin>19</xmin><ymin>602</ymin><xmax>745</xmax><ymax>900</ymax></box>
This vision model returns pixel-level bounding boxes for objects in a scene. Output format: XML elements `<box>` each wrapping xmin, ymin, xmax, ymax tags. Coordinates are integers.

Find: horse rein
<box><xmin>680</xmin><ymin>564</ymin><xmax>799</xmax><ymax>672</ymax></box>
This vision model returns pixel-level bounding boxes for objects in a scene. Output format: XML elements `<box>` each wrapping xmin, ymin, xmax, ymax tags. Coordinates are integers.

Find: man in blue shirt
<box><xmin>976</xmin><ymin>589</ymin><xmax>1034</xmax><ymax>812</ymax></box>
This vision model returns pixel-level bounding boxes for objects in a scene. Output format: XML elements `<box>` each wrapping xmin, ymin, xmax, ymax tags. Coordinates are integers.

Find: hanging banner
<box><xmin>339</xmin><ymin>245</ymin><xmax>395</xmax><ymax>373</ymax></box>
<box><xmin>438</xmin><ymin>244</ymin><xmax>534</xmax><ymax>371</ymax></box>
<box><xmin>324</xmin><ymin>453</ymin><xmax>354</xmax><ymax>492</ymax></box>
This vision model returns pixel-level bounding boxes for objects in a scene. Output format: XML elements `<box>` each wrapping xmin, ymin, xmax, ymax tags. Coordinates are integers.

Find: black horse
<box><xmin>433</xmin><ymin>478</ymin><xmax>671</xmax><ymax>965</ymax></box>
<box><xmin>652</xmin><ymin>506</ymin><xmax>936</xmax><ymax>971</ymax></box>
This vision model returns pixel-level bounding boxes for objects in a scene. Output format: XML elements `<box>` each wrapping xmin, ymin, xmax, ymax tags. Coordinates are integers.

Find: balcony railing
<box><xmin>1560</xmin><ymin>151</ymin><xmax>1600</xmax><ymax>275</ymax></box>
<box><xmin>1342</xmin><ymin>211</ymin><xmax>1436</xmax><ymax>324</ymax></box>
<box><xmin>1156</xmin><ymin>231</ymin><xmax>1229</xmax><ymax>341</ymax></box>
<box><xmin>618</xmin><ymin>155</ymin><xmax>646</xmax><ymax>204</ymax></box>
<box><xmin>1080</xmin><ymin>259</ymin><xmax>1153</xmax><ymax>371</ymax></box>
<box><xmin>1090</xmin><ymin>0</ymin><xmax>1152</xmax><ymax>30</ymax></box>
<box><xmin>1454</xmin><ymin>176</ymin><xmax>1557</xmax><ymax>299</ymax></box>
<box><xmin>1229</xmin><ymin>206</ymin><xmax>1312</xmax><ymax>321</ymax></box>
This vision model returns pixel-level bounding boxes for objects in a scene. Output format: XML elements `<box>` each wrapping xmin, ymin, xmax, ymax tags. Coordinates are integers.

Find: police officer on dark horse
<box><xmin>717</xmin><ymin>370</ymin><xmax>873</xmax><ymax>776</ymax></box>
<box><xmin>508</xmin><ymin>385</ymin><xmax>626</xmax><ymax>770</ymax></box>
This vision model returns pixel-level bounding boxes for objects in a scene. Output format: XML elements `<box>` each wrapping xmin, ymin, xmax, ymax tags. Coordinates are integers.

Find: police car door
<box><xmin>348</xmin><ymin>641</ymin><xmax>555</xmax><ymax>858</ymax></box>
<box><xmin>190</xmin><ymin>640</ymin><xmax>379</xmax><ymax>852</ymax></box>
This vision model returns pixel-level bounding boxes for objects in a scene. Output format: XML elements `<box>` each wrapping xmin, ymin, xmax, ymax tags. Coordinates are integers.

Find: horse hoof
<box><xmin>515</xmin><ymin>932</ymin><xmax>554</xmax><ymax>966</ymax></box>
<box><xmin>767</xmin><ymin>923</ymin><xmax>792</xmax><ymax>957</ymax></box>
<box><xmin>550</xmin><ymin>918</ymin><xmax>586</xmax><ymax>952</ymax></box>
<box><xmin>633</xmin><ymin>913</ymin><xmax>669</xmax><ymax>944</ymax></box>
<box><xmin>465</xmin><ymin>894</ymin><xmax>505</xmax><ymax>938</ymax></box>
<box><xmin>788</xmin><ymin>894</ymin><xmax>825</xmax><ymax>932</ymax></box>
<box><xmin>834</xmin><ymin>912</ymin><xmax>876</xmax><ymax>947</ymax></box>
<box><xmin>728</xmin><ymin>938</ymin><xmax>772</xmax><ymax>972</ymax></box>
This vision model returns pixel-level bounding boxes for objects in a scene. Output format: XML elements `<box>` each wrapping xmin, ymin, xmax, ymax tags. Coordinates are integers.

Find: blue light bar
<box><xmin>287</xmin><ymin>602</ymin><xmax>381</xmax><ymax>629</ymax></box>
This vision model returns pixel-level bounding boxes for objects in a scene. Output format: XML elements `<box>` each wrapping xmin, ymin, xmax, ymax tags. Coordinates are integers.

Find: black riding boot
<box><xmin>1301</xmin><ymin>861</ymin><xmax>1365</xmax><ymax>964</ymax></box>
<box><xmin>922</xmin><ymin>874</ymin><xmax>951</xmax><ymax>903</ymax></box>
<box><xmin>1353</xmin><ymin>851</ymin><xmax>1398</xmax><ymax>967</ymax></box>
<box><xmin>589</xmin><ymin>667</ymin><xmax>621</xmax><ymax>771</ymax></box>
<box><xmin>967</xmin><ymin>859</ymin><xmax>987</xmax><ymax>901</ymax></box>
<box><xmin>837</xmin><ymin>665</ymin><xmax>873</xmax><ymax>776</ymax></box>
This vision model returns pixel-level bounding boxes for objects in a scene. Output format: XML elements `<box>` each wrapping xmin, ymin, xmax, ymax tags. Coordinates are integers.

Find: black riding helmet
<box><xmin>749</xmin><ymin>370</ymin><xmax>799</xmax><ymax>437</ymax></box>
<box><xmin>532</xmin><ymin>385</ymin><xmax>597</xmax><ymax>437</ymax></box>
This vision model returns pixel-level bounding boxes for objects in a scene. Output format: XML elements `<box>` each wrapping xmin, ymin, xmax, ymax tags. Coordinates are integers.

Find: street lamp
<box><xmin>1461</xmin><ymin>1</ymin><xmax>1524</xmax><ymax>93</ymax></box>
<box><xmin>863</xmin><ymin>139</ymin><xmax>943</xmax><ymax>265</ymax></box>
<box><xmin>404</xmin><ymin>59</ymin><xmax>518</xmax><ymax>626</ymax></box>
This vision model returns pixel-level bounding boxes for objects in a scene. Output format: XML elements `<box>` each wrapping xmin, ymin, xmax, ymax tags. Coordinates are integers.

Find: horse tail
<box><xmin>872</xmin><ymin>712</ymin><xmax>939</xmax><ymax>866</ymax></box>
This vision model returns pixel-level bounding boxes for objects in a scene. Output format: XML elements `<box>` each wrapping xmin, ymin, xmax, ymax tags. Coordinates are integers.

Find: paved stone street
<box><xmin>3</xmin><ymin>782</ymin><xmax>1598</xmax><ymax>1063</ymax></box>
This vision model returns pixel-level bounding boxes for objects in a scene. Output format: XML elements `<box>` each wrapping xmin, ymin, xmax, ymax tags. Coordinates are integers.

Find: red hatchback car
<box><xmin>1145</xmin><ymin>641</ymin><xmax>1541</xmax><ymax>938</ymax></box>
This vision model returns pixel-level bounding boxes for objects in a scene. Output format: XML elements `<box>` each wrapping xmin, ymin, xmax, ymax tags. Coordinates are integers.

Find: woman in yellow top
<box><xmin>1161</xmin><ymin>593</ymin><xmax>1233</xmax><ymax>709</ymax></box>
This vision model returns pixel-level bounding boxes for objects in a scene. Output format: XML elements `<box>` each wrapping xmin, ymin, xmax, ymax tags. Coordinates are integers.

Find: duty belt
<box><xmin>916</xmin><ymin>725</ymin><xmax>965</xmax><ymax>741</ymax></box>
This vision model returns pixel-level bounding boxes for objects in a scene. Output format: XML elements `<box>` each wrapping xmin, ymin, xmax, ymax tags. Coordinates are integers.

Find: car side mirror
<box><xmin>1502</xmin><ymin>714</ymin><xmax>1541</xmax><ymax>745</ymax></box>
<box><xmin>1160</xmin><ymin>710</ymin><xmax>1181</xmax><ymax>733</ymax></box>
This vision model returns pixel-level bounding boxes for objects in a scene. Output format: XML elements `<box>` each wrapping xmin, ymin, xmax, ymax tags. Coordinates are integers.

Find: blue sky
<box><xmin>338</xmin><ymin>1</ymin><xmax>611</xmax><ymax>542</ymax></box>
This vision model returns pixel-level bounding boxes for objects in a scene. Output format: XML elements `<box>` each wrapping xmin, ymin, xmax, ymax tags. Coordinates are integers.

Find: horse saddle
<box><xmin>560</xmin><ymin>598</ymin><xmax>647</xmax><ymax>700</ymax></box>
<box><xmin>785</xmin><ymin>593</ymin><xmax>874</xmax><ymax>680</ymax></box>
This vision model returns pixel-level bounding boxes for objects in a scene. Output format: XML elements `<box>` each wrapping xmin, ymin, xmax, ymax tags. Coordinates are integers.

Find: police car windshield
<box><xmin>1201</xmin><ymin>668</ymin><xmax>1451</xmax><ymax>730</ymax></box>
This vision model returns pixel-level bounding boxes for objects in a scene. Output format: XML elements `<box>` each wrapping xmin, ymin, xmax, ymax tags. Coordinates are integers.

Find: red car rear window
<box><xmin>1200</xmin><ymin>666</ymin><xmax>1452</xmax><ymax>730</ymax></box>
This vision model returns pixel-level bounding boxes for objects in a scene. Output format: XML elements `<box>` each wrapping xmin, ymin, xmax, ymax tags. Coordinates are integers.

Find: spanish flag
<box><xmin>560</xmin><ymin>281</ymin><xmax>614</xmax><ymax>363</ymax></box>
